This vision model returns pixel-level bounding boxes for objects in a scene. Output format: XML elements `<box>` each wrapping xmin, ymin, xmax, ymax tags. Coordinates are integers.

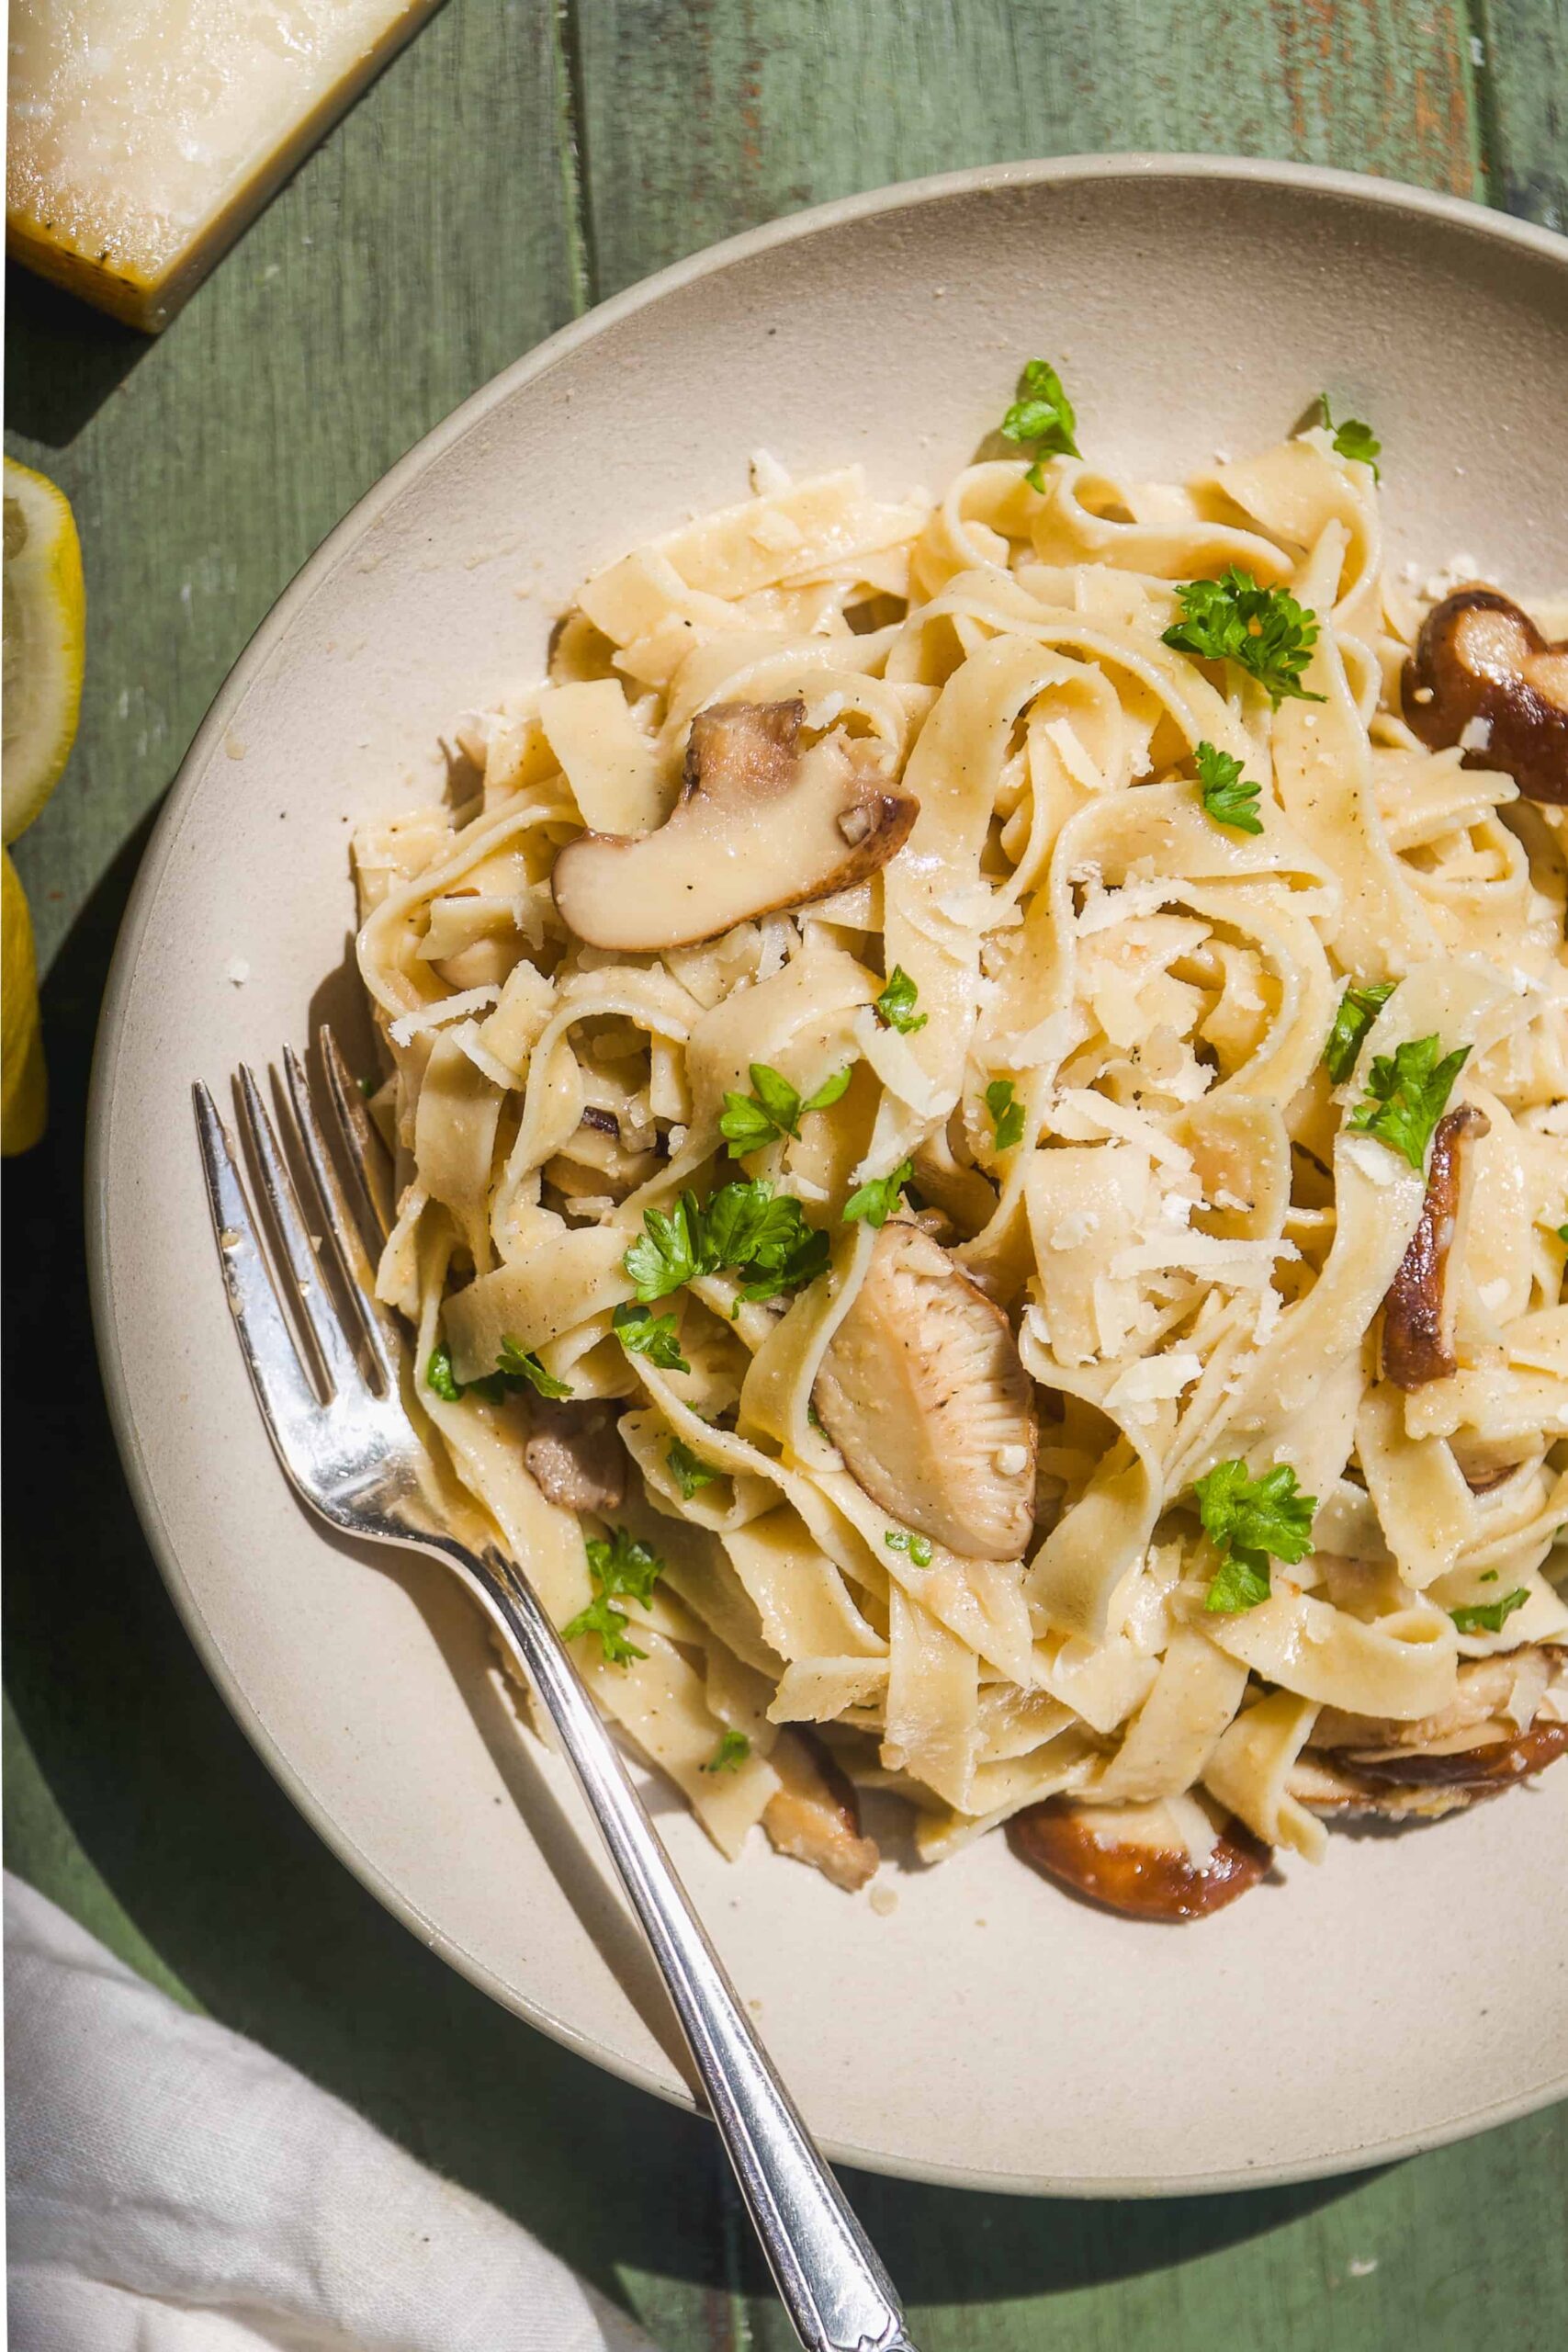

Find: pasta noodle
<box><xmin>352</xmin><ymin>405</ymin><xmax>1568</xmax><ymax>1917</ymax></box>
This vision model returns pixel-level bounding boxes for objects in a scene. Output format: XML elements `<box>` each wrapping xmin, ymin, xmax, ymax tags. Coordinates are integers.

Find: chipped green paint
<box><xmin>6</xmin><ymin>4</ymin><xmax>1564</xmax><ymax>2347</ymax></box>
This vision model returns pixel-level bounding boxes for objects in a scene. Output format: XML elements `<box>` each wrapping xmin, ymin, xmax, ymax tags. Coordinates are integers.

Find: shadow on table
<box><xmin>5</xmin><ymin>264</ymin><xmax>154</xmax><ymax>447</ymax></box>
<box><xmin>4</xmin><ymin>828</ymin><xmax>1367</xmax><ymax>2337</ymax></box>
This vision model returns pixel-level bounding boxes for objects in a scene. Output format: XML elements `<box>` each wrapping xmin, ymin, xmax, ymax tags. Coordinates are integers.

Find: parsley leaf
<box><xmin>720</xmin><ymin>1059</ymin><xmax>852</xmax><ymax>1153</ymax></box>
<box><xmin>1323</xmin><ymin>980</ymin><xmax>1398</xmax><ymax>1086</ymax></box>
<box><xmin>1000</xmin><ymin>357</ymin><xmax>1081</xmax><ymax>489</ymax></box>
<box><xmin>1194</xmin><ymin>741</ymin><xmax>1264</xmax><ymax>835</ymax></box>
<box><xmin>624</xmin><ymin>1192</ymin><xmax>703</xmax><ymax>1300</ymax></box>
<box><xmin>1450</xmin><ymin>1588</ymin><xmax>1529</xmax><ymax>1637</ymax></box>
<box><xmin>885</xmin><ymin>1527</ymin><xmax>934</xmax><ymax>1568</ymax></box>
<box><xmin>1556</xmin><ymin>1220</ymin><xmax>1568</xmax><ymax>1246</ymax></box>
<box><xmin>666</xmin><ymin>1435</ymin><xmax>720</xmax><ymax>1499</ymax></box>
<box><xmin>1347</xmin><ymin>1035</ymin><xmax>1471</xmax><ymax>1171</ymax></box>
<box><xmin>1319</xmin><ymin>394</ymin><xmax>1382</xmax><ymax>480</ymax></box>
<box><xmin>614</xmin><ymin>1301</ymin><xmax>691</xmax><ymax>1374</ymax></box>
<box><xmin>426</xmin><ymin>1337</ymin><xmax>571</xmax><ymax>1405</ymax></box>
<box><xmin>737</xmin><ymin>1220</ymin><xmax>829</xmax><ymax>1304</ymax></box>
<box><xmin>1205</xmin><ymin>1551</ymin><xmax>1275</xmax><ymax>1614</ymax></box>
<box><xmin>843</xmin><ymin>1158</ymin><xmax>913</xmax><ymax>1228</ymax></box>
<box><xmin>1194</xmin><ymin>1457</ymin><xmax>1316</xmax><ymax>1615</ymax></box>
<box><xmin>874</xmin><ymin>964</ymin><xmax>927</xmax><ymax>1035</ymax></box>
<box><xmin>623</xmin><ymin>1182</ymin><xmax>829</xmax><ymax>1311</ymax></box>
<box><xmin>702</xmin><ymin>1727</ymin><xmax>751</xmax><ymax>1773</ymax></box>
<box><xmin>986</xmin><ymin>1078</ymin><xmax>1026</xmax><ymax>1152</ymax></box>
<box><xmin>562</xmin><ymin>1526</ymin><xmax>665</xmax><ymax>1666</ymax></box>
<box><xmin>1162</xmin><ymin>568</ymin><xmax>1325</xmax><ymax>708</ymax></box>
<box><xmin>495</xmin><ymin>1337</ymin><xmax>572</xmax><ymax>1398</ymax></box>
<box><xmin>706</xmin><ymin>1182</ymin><xmax>829</xmax><ymax>1301</ymax></box>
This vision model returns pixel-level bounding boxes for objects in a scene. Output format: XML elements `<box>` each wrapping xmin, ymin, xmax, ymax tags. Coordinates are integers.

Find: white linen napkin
<box><xmin>5</xmin><ymin>1873</ymin><xmax>657</xmax><ymax>2352</ymax></box>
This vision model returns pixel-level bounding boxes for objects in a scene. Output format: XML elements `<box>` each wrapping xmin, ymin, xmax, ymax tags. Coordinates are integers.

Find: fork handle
<box><xmin>440</xmin><ymin>1540</ymin><xmax>919</xmax><ymax>2352</ymax></box>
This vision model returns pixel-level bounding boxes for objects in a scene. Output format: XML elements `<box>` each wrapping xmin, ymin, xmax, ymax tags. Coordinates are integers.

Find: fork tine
<box><xmin>319</xmin><ymin>1023</ymin><xmax>394</xmax><ymax>1241</ymax></box>
<box><xmin>282</xmin><ymin>1043</ymin><xmax>399</xmax><ymax>1392</ymax></box>
<box><xmin>193</xmin><ymin>1082</ymin><xmax>321</xmax><ymax>1454</ymax></box>
<box><xmin>235</xmin><ymin>1064</ymin><xmax>366</xmax><ymax>1404</ymax></box>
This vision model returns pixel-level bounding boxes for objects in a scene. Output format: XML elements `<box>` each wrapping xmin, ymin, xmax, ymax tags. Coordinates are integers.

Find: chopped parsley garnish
<box><xmin>986</xmin><ymin>1078</ymin><xmax>1026</xmax><ymax>1152</ymax></box>
<box><xmin>1161</xmin><ymin>568</ymin><xmax>1325</xmax><ymax>707</ymax></box>
<box><xmin>624</xmin><ymin>1182</ymin><xmax>828</xmax><ymax>1306</ymax></box>
<box><xmin>1194</xmin><ymin>1457</ymin><xmax>1315</xmax><ymax>1615</ymax></box>
<box><xmin>720</xmin><ymin>1059</ymin><xmax>853</xmax><ymax>1153</ymax></box>
<box><xmin>702</xmin><ymin>1728</ymin><xmax>751</xmax><ymax>1773</ymax></box>
<box><xmin>666</xmin><ymin>1435</ymin><xmax>720</xmax><ymax>1499</ymax></box>
<box><xmin>614</xmin><ymin>1301</ymin><xmax>690</xmax><ymax>1374</ymax></box>
<box><xmin>1556</xmin><ymin>1220</ymin><xmax>1568</xmax><ymax>1245</ymax></box>
<box><xmin>1194</xmin><ymin>741</ymin><xmax>1264</xmax><ymax>835</ymax></box>
<box><xmin>426</xmin><ymin>1336</ymin><xmax>570</xmax><ymax>1405</ymax></box>
<box><xmin>1323</xmin><ymin>980</ymin><xmax>1398</xmax><ymax>1085</ymax></box>
<box><xmin>843</xmin><ymin>1158</ymin><xmax>913</xmax><ymax>1228</ymax></box>
<box><xmin>999</xmin><ymin>357</ymin><xmax>1081</xmax><ymax>489</ymax></box>
<box><xmin>885</xmin><ymin>1527</ymin><xmax>934</xmax><ymax>1568</ymax></box>
<box><xmin>624</xmin><ymin>1193</ymin><xmax>702</xmax><ymax>1299</ymax></box>
<box><xmin>1319</xmin><ymin>394</ymin><xmax>1382</xmax><ymax>479</ymax></box>
<box><xmin>562</xmin><ymin>1526</ymin><xmax>665</xmax><ymax>1666</ymax></box>
<box><xmin>1347</xmin><ymin>1035</ymin><xmax>1470</xmax><ymax>1171</ymax></box>
<box><xmin>874</xmin><ymin>965</ymin><xmax>927</xmax><ymax>1035</ymax></box>
<box><xmin>495</xmin><ymin>1337</ymin><xmax>572</xmax><ymax>1398</ymax></box>
<box><xmin>1450</xmin><ymin>1588</ymin><xmax>1529</xmax><ymax>1637</ymax></box>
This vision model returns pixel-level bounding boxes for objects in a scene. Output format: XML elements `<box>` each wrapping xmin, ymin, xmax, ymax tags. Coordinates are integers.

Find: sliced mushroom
<box><xmin>522</xmin><ymin>1398</ymin><xmax>626</xmax><ymax>1513</ymax></box>
<box><xmin>762</xmin><ymin>1728</ymin><xmax>880</xmax><ymax>1892</ymax></box>
<box><xmin>1288</xmin><ymin>1751</ymin><xmax>1478</xmax><ymax>1824</ymax></box>
<box><xmin>813</xmin><ymin>1219</ymin><xmax>1036</xmax><ymax>1560</ymax></box>
<box><xmin>550</xmin><ymin>697</ymin><xmax>919</xmax><ymax>952</ymax></box>
<box><xmin>1339</xmin><ymin>1721</ymin><xmax>1568</xmax><ymax>1792</ymax></box>
<box><xmin>1379</xmin><ymin>1103</ymin><xmax>1489</xmax><ymax>1389</ymax></box>
<box><xmin>1312</xmin><ymin>1650</ymin><xmax>1553</xmax><ymax>1758</ymax></box>
<box><xmin>1009</xmin><ymin>1796</ymin><xmax>1269</xmax><ymax>1921</ymax></box>
<box><xmin>1404</xmin><ymin>588</ymin><xmax>1568</xmax><ymax>802</ymax></box>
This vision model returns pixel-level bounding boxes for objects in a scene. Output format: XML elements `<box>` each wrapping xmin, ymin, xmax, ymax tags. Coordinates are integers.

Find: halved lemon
<box><xmin>3</xmin><ymin>847</ymin><xmax>46</xmax><ymax>1152</ymax></box>
<box><xmin>4</xmin><ymin>457</ymin><xmax>85</xmax><ymax>846</ymax></box>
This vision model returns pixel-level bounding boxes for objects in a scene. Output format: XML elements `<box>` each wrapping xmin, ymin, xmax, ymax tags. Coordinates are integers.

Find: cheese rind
<box><xmin>6</xmin><ymin>0</ymin><xmax>444</xmax><ymax>332</ymax></box>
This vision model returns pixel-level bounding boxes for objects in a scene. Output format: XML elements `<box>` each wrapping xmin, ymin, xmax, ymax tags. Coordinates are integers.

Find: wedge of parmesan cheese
<box><xmin>7</xmin><ymin>0</ymin><xmax>443</xmax><ymax>330</ymax></box>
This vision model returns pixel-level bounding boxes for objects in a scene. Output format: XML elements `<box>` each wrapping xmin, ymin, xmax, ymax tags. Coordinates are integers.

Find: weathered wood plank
<box><xmin>572</xmin><ymin>0</ymin><xmax>1483</xmax><ymax>298</ymax></box>
<box><xmin>5</xmin><ymin>0</ymin><xmax>585</xmax><ymax>971</ymax></box>
<box><xmin>1475</xmin><ymin>0</ymin><xmax>1568</xmax><ymax>226</ymax></box>
<box><xmin>737</xmin><ymin>2103</ymin><xmax>1568</xmax><ymax>2350</ymax></box>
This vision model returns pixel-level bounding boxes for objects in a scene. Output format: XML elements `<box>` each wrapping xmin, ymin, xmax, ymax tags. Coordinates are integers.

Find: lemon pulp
<box><xmin>3</xmin><ymin>457</ymin><xmax>85</xmax><ymax>846</ymax></box>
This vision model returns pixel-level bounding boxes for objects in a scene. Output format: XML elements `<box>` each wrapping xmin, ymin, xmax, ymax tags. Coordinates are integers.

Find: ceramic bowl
<box><xmin>90</xmin><ymin>157</ymin><xmax>1568</xmax><ymax>2193</ymax></box>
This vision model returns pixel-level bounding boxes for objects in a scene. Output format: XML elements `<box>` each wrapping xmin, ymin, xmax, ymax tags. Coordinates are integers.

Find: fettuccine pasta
<box><xmin>354</xmin><ymin>390</ymin><xmax>1568</xmax><ymax>1919</ymax></box>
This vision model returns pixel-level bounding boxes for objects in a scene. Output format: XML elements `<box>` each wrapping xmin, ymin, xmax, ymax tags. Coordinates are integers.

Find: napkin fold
<box><xmin>5</xmin><ymin>1873</ymin><xmax>656</xmax><ymax>2352</ymax></box>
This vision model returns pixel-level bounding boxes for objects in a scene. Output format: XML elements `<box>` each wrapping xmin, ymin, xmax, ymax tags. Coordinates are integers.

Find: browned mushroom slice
<box><xmin>1404</xmin><ymin>588</ymin><xmax>1568</xmax><ymax>803</ymax></box>
<box><xmin>1343</xmin><ymin>1721</ymin><xmax>1568</xmax><ymax>1792</ymax></box>
<box><xmin>550</xmin><ymin>697</ymin><xmax>919</xmax><ymax>952</ymax></box>
<box><xmin>813</xmin><ymin>1219</ymin><xmax>1036</xmax><ymax>1560</ymax></box>
<box><xmin>762</xmin><ymin>1728</ymin><xmax>880</xmax><ymax>1891</ymax></box>
<box><xmin>522</xmin><ymin>1399</ymin><xmax>626</xmax><ymax>1513</ymax></box>
<box><xmin>1379</xmin><ymin>1103</ymin><xmax>1489</xmax><ymax>1389</ymax></box>
<box><xmin>1009</xmin><ymin>1797</ymin><xmax>1269</xmax><ymax>1920</ymax></box>
<box><xmin>1289</xmin><ymin>1752</ymin><xmax>1478</xmax><ymax>1824</ymax></box>
<box><xmin>1313</xmin><ymin>1651</ymin><xmax>1554</xmax><ymax>1758</ymax></box>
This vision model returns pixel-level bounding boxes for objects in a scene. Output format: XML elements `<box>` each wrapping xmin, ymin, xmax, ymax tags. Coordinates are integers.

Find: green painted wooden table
<box><xmin>6</xmin><ymin>5</ymin><xmax>1567</xmax><ymax>2344</ymax></box>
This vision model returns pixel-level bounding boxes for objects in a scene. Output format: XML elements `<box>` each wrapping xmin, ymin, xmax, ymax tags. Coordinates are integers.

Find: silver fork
<box><xmin>193</xmin><ymin>1029</ymin><xmax>918</xmax><ymax>2352</ymax></box>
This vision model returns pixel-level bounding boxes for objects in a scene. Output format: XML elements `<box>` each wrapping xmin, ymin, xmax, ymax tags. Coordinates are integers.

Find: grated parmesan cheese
<box><xmin>389</xmin><ymin>984</ymin><xmax>501</xmax><ymax>1048</ymax></box>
